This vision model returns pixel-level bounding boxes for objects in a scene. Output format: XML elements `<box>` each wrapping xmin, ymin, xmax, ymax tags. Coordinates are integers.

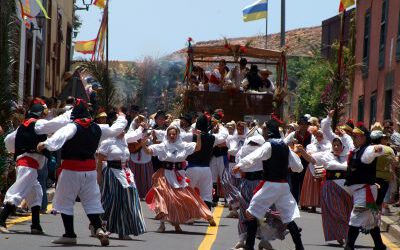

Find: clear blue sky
<box><xmin>74</xmin><ymin>0</ymin><xmax>340</xmax><ymax>61</ymax></box>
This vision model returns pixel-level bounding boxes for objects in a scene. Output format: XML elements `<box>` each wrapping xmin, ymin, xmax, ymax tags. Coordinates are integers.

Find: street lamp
<box><xmin>30</xmin><ymin>12</ymin><xmax>46</xmax><ymax>31</ymax></box>
<box><xmin>75</xmin><ymin>0</ymin><xmax>93</xmax><ymax>11</ymax></box>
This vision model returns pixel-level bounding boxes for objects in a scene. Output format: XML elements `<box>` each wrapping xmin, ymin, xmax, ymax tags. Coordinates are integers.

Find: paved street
<box><xmin>2</xmin><ymin>202</ymin><xmax>398</xmax><ymax>250</ymax></box>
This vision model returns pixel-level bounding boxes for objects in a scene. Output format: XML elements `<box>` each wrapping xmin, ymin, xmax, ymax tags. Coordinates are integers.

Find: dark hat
<box><xmin>239</xmin><ymin>58</ymin><xmax>248</xmax><ymax>65</ymax></box>
<box><xmin>298</xmin><ymin>116</ymin><xmax>310</xmax><ymax>125</ymax></box>
<box><xmin>155</xmin><ymin>110</ymin><xmax>166</xmax><ymax>120</ymax></box>
<box><xmin>265</xmin><ymin>118</ymin><xmax>282</xmax><ymax>139</ymax></box>
<box><xmin>27</xmin><ymin>103</ymin><xmax>45</xmax><ymax>119</ymax></box>
<box><xmin>196</xmin><ymin>114</ymin><xmax>210</xmax><ymax>133</ymax></box>
<box><xmin>71</xmin><ymin>99</ymin><xmax>91</xmax><ymax>120</ymax></box>
<box><xmin>179</xmin><ymin>113</ymin><xmax>192</xmax><ymax>124</ymax></box>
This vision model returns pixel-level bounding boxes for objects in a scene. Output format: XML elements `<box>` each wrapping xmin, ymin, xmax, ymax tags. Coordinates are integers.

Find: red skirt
<box><xmin>299</xmin><ymin>167</ymin><xmax>321</xmax><ymax>207</ymax></box>
<box><xmin>146</xmin><ymin>169</ymin><xmax>212</xmax><ymax>225</ymax></box>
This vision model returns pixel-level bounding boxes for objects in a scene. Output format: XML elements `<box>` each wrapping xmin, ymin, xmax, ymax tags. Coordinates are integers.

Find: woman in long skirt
<box><xmin>97</xmin><ymin>131</ymin><xmax>146</xmax><ymax>240</ymax></box>
<box><xmin>141</xmin><ymin>125</ymin><xmax>215</xmax><ymax>232</ymax></box>
<box><xmin>320</xmin><ymin>137</ymin><xmax>352</xmax><ymax>245</ymax></box>
<box><xmin>298</xmin><ymin>129</ymin><xmax>331</xmax><ymax>212</ymax></box>
<box><xmin>127</xmin><ymin>115</ymin><xmax>154</xmax><ymax>200</ymax></box>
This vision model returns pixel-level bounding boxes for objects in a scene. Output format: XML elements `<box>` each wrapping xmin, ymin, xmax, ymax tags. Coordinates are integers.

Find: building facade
<box><xmin>351</xmin><ymin>0</ymin><xmax>400</xmax><ymax>127</ymax></box>
<box><xmin>15</xmin><ymin>0</ymin><xmax>74</xmax><ymax>102</ymax></box>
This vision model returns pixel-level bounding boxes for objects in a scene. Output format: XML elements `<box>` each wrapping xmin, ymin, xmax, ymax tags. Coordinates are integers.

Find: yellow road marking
<box><xmin>198</xmin><ymin>205</ymin><xmax>224</xmax><ymax>250</ymax></box>
<box><xmin>382</xmin><ymin>234</ymin><xmax>400</xmax><ymax>250</ymax></box>
<box><xmin>6</xmin><ymin>204</ymin><xmax>53</xmax><ymax>228</ymax></box>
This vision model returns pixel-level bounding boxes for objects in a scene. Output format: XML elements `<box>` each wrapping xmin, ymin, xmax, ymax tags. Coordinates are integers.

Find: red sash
<box><xmin>60</xmin><ymin>159</ymin><xmax>96</xmax><ymax>171</ymax></box>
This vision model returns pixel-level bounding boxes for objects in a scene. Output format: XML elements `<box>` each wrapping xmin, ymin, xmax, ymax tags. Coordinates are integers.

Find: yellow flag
<box><xmin>93</xmin><ymin>0</ymin><xmax>106</xmax><ymax>9</ymax></box>
<box><xmin>339</xmin><ymin>0</ymin><xmax>355</xmax><ymax>12</ymax></box>
<box><xmin>35</xmin><ymin>0</ymin><xmax>50</xmax><ymax>19</ymax></box>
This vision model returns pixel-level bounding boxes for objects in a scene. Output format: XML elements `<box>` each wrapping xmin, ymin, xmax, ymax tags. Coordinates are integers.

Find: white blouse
<box><xmin>149</xmin><ymin>140</ymin><xmax>196</xmax><ymax>162</ymax></box>
<box><xmin>97</xmin><ymin>137</ymin><xmax>135</xmax><ymax>188</ymax></box>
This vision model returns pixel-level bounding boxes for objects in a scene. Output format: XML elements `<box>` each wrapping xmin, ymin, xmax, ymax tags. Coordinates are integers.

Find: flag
<box><xmin>93</xmin><ymin>0</ymin><xmax>106</xmax><ymax>9</ymax></box>
<box><xmin>75</xmin><ymin>39</ymin><xmax>97</xmax><ymax>54</ymax></box>
<box><xmin>339</xmin><ymin>0</ymin><xmax>355</xmax><ymax>12</ymax></box>
<box><xmin>34</xmin><ymin>0</ymin><xmax>50</xmax><ymax>19</ymax></box>
<box><xmin>243</xmin><ymin>0</ymin><xmax>268</xmax><ymax>22</ymax></box>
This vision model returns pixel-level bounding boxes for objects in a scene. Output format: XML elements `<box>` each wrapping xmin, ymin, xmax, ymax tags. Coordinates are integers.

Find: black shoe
<box><xmin>31</xmin><ymin>224</ymin><xmax>44</xmax><ymax>235</ymax></box>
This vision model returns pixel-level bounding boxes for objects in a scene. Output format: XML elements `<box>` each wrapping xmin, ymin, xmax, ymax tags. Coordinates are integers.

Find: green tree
<box><xmin>288</xmin><ymin>56</ymin><xmax>330</xmax><ymax>118</ymax></box>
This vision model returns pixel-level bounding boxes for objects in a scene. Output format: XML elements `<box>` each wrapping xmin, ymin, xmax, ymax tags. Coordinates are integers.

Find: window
<box><xmin>370</xmin><ymin>92</ymin><xmax>377</xmax><ymax>125</ymax></box>
<box><xmin>65</xmin><ymin>25</ymin><xmax>72</xmax><ymax>73</ymax></box>
<box><xmin>24</xmin><ymin>31</ymin><xmax>33</xmax><ymax>98</ymax></box>
<box><xmin>384</xmin><ymin>89</ymin><xmax>392</xmax><ymax>120</ymax></box>
<box><xmin>358</xmin><ymin>96</ymin><xmax>364</xmax><ymax>122</ymax></box>
<box><xmin>362</xmin><ymin>9</ymin><xmax>371</xmax><ymax>76</ymax></box>
<box><xmin>379</xmin><ymin>0</ymin><xmax>389</xmax><ymax>69</ymax></box>
<box><xmin>396</xmin><ymin>8</ymin><xmax>400</xmax><ymax>60</ymax></box>
<box><xmin>33</xmin><ymin>40</ymin><xmax>42</xmax><ymax>97</ymax></box>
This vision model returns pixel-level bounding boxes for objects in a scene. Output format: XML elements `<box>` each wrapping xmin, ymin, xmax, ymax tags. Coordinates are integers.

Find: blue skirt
<box><xmin>101</xmin><ymin>167</ymin><xmax>146</xmax><ymax>237</ymax></box>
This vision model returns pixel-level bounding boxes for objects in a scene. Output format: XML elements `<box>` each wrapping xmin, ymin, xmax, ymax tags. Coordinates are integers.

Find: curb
<box><xmin>381</xmin><ymin>216</ymin><xmax>400</xmax><ymax>240</ymax></box>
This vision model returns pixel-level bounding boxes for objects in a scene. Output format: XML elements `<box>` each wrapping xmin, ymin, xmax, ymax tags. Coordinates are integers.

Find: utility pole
<box><xmin>280</xmin><ymin>0</ymin><xmax>286</xmax><ymax>47</ymax></box>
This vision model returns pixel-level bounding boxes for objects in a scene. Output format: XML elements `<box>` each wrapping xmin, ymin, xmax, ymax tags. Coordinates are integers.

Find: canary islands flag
<box><xmin>339</xmin><ymin>0</ymin><xmax>355</xmax><ymax>12</ymax></box>
<box><xmin>243</xmin><ymin>0</ymin><xmax>268</xmax><ymax>22</ymax></box>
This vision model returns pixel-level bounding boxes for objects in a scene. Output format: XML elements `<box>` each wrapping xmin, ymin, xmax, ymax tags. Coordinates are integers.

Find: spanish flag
<box><xmin>339</xmin><ymin>0</ymin><xmax>355</xmax><ymax>12</ymax></box>
<box><xmin>74</xmin><ymin>39</ymin><xmax>97</xmax><ymax>54</ymax></box>
<box><xmin>93</xmin><ymin>0</ymin><xmax>106</xmax><ymax>9</ymax></box>
<box><xmin>243</xmin><ymin>0</ymin><xmax>268</xmax><ymax>22</ymax></box>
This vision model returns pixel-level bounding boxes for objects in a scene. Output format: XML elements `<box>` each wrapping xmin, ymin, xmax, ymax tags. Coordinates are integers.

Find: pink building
<box><xmin>351</xmin><ymin>0</ymin><xmax>400</xmax><ymax>127</ymax></box>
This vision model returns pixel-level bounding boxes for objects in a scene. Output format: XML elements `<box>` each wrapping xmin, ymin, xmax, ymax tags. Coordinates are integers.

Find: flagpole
<box><xmin>265</xmin><ymin>0</ymin><xmax>268</xmax><ymax>49</ymax></box>
<box><xmin>280</xmin><ymin>0</ymin><xmax>285</xmax><ymax>47</ymax></box>
<box><xmin>106</xmin><ymin>0</ymin><xmax>109</xmax><ymax>71</ymax></box>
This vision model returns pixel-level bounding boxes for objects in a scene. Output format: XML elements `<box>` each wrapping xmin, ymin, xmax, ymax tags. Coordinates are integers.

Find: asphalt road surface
<box><xmin>2</xmin><ymin>202</ymin><xmax>399</xmax><ymax>250</ymax></box>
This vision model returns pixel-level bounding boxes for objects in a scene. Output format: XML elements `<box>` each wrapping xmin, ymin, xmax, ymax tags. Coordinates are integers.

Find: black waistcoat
<box><xmin>61</xmin><ymin>122</ymin><xmax>102</xmax><ymax>161</ymax></box>
<box><xmin>187</xmin><ymin>133</ymin><xmax>216</xmax><ymax>166</ymax></box>
<box><xmin>345</xmin><ymin>145</ymin><xmax>377</xmax><ymax>186</ymax></box>
<box><xmin>262</xmin><ymin>139</ymin><xmax>289</xmax><ymax>181</ymax></box>
<box><xmin>15</xmin><ymin>119</ymin><xmax>47</xmax><ymax>159</ymax></box>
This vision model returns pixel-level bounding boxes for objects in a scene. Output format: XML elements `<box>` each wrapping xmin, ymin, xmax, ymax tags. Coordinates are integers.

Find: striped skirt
<box><xmin>299</xmin><ymin>167</ymin><xmax>321</xmax><ymax>207</ymax></box>
<box><xmin>221</xmin><ymin>167</ymin><xmax>242</xmax><ymax>208</ymax></box>
<box><xmin>237</xmin><ymin>178</ymin><xmax>261</xmax><ymax>237</ymax></box>
<box><xmin>128</xmin><ymin>160</ymin><xmax>154</xmax><ymax>199</ymax></box>
<box><xmin>321</xmin><ymin>180</ymin><xmax>352</xmax><ymax>242</ymax></box>
<box><xmin>146</xmin><ymin>169</ymin><xmax>213</xmax><ymax>225</ymax></box>
<box><xmin>101</xmin><ymin>167</ymin><xmax>146</xmax><ymax>237</ymax></box>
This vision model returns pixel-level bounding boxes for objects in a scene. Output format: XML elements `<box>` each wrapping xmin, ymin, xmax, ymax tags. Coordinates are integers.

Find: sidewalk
<box><xmin>381</xmin><ymin>205</ymin><xmax>400</xmax><ymax>240</ymax></box>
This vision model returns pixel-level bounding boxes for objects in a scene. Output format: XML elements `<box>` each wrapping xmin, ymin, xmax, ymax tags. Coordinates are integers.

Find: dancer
<box><xmin>319</xmin><ymin>137</ymin><xmax>352</xmax><ymax>245</ymax></box>
<box><xmin>127</xmin><ymin>115</ymin><xmax>154</xmax><ymax>199</ymax></box>
<box><xmin>233</xmin><ymin>118</ymin><xmax>305</xmax><ymax>250</ymax></box>
<box><xmin>344</xmin><ymin>125</ymin><xmax>386</xmax><ymax>250</ymax></box>
<box><xmin>97</xmin><ymin>129</ymin><xmax>146</xmax><ymax>240</ymax></box>
<box><xmin>225</xmin><ymin>121</ymin><xmax>248</xmax><ymax>218</ymax></box>
<box><xmin>284</xmin><ymin>116</ymin><xmax>311</xmax><ymax>203</ymax></box>
<box><xmin>185</xmin><ymin>114</ymin><xmax>228</xmax><ymax>209</ymax></box>
<box><xmin>0</xmin><ymin>101</ymin><xmax>70</xmax><ymax>234</ymax></box>
<box><xmin>37</xmin><ymin>99</ymin><xmax>127</xmax><ymax>246</ymax></box>
<box><xmin>210</xmin><ymin>112</ymin><xmax>229</xmax><ymax>204</ymax></box>
<box><xmin>298</xmin><ymin>129</ymin><xmax>331</xmax><ymax>212</ymax></box>
<box><xmin>142</xmin><ymin>125</ymin><xmax>215</xmax><ymax>232</ymax></box>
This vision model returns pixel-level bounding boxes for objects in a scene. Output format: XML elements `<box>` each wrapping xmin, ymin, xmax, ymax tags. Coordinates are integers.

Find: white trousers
<box><xmin>348</xmin><ymin>184</ymin><xmax>378</xmax><ymax>228</ymax></box>
<box><xmin>4</xmin><ymin>166</ymin><xmax>42</xmax><ymax>208</ymax></box>
<box><xmin>186</xmin><ymin>167</ymin><xmax>213</xmax><ymax>202</ymax></box>
<box><xmin>53</xmin><ymin>170</ymin><xmax>104</xmax><ymax>216</ymax></box>
<box><xmin>247</xmin><ymin>182</ymin><xmax>300</xmax><ymax>224</ymax></box>
<box><xmin>210</xmin><ymin>156</ymin><xmax>225</xmax><ymax>183</ymax></box>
